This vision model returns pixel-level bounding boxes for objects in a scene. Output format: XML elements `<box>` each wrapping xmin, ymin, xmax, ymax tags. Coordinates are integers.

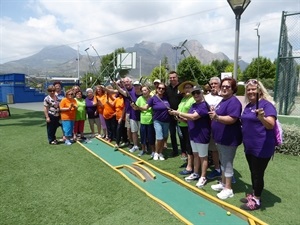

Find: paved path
<box><xmin>9</xmin><ymin>102</ymin><xmax>43</xmax><ymax>111</ymax></box>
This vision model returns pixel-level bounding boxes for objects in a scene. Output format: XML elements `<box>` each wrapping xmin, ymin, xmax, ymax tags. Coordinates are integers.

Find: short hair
<box><xmin>169</xmin><ymin>71</ymin><xmax>177</xmax><ymax>75</ymax></box>
<box><xmin>209</xmin><ymin>77</ymin><xmax>221</xmax><ymax>84</ymax></box>
<box><xmin>221</xmin><ymin>77</ymin><xmax>238</xmax><ymax>94</ymax></box>
<box><xmin>47</xmin><ymin>85</ymin><xmax>56</xmax><ymax>92</ymax></box>
<box><xmin>53</xmin><ymin>81</ymin><xmax>62</xmax><ymax>86</ymax></box>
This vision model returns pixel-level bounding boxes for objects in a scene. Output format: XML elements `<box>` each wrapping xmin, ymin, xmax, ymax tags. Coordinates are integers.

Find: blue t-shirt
<box><xmin>211</xmin><ymin>95</ymin><xmax>242</xmax><ymax>146</ymax></box>
<box><xmin>147</xmin><ymin>95</ymin><xmax>171</xmax><ymax>123</ymax></box>
<box><xmin>241</xmin><ymin>99</ymin><xmax>277</xmax><ymax>158</ymax></box>
<box><xmin>187</xmin><ymin>101</ymin><xmax>211</xmax><ymax>144</ymax></box>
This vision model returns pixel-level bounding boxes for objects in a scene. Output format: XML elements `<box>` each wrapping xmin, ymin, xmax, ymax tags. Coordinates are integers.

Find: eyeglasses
<box><xmin>48</xmin><ymin>90</ymin><xmax>55</xmax><ymax>92</ymax></box>
<box><xmin>157</xmin><ymin>87</ymin><xmax>165</xmax><ymax>90</ymax></box>
<box><xmin>192</xmin><ymin>90</ymin><xmax>201</xmax><ymax>96</ymax></box>
<box><xmin>246</xmin><ymin>79</ymin><xmax>258</xmax><ymax>85</ymax></box>
<box><xmin>221</xmin><ymin>85</ymin><xmax>231</xmax><ymax>89</ymax></box>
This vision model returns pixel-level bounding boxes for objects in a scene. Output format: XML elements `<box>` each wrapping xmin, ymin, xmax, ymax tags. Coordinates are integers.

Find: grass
<box><xmin>1</xmin><ymin>108</ymin><xmax>299</xmax><ymax>225</ymax></box>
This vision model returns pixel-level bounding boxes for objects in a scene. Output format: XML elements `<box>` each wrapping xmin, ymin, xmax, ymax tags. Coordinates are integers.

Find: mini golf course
<box><xmin>78</xmin><ymin>137</ymin><xmax>268</xmax><ymax>225</ymax></box>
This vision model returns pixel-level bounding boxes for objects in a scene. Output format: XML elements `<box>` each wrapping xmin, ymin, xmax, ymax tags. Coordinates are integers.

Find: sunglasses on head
<box><xmin>246</xmin><ymin>79</ymin><xmax>258</xmax><ymax>85</ymax></box>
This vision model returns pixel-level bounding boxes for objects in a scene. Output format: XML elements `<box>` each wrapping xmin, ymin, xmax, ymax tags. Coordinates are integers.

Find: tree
<box><xmin>242</xmin><ymin>57</ymin><xmax>276</xmax><ymax>81</ymax></box>
<box><xmin>80</xmin><ymin>72</ymin><xmax>99</xmax><ymax>89</ymax></box>
<box><xmin>224</xmin><ymin>63</ymin><xmax>243</xmax><ymax>81</ymax></box>
<box><xmin>177</xmin><ymin>56</ymin><xmax>218</xmax><ymax>85</ymax></box>
<box><xmin>211</xmin><ymin>59</ymin><xmax>230</xmax><ymax>76</ymax></box>
<box><xmin>149</xmin><ymin>66</ymin><xmax>169</xmax><ymax>84</ymax></box>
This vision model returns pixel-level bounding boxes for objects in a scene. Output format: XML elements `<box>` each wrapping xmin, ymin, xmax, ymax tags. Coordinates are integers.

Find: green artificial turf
<box><xmin>0</xmin><ymin>108</ymin><xmax>299</xmax><ymax>225</ymax></box>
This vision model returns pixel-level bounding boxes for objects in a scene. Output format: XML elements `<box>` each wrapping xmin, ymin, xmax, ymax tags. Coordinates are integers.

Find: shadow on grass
<box><xmin>0</xmin><ymin>109</ymin><xmax>45</xmax><ymax>127</ymax></box>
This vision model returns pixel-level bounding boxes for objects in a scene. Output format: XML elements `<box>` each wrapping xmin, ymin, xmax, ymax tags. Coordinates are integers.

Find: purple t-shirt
<box><xmin>187</xmin><ymin>101</ymin><xmax>211</xmax><ymax>144</ymax></box>
<box><xmin>241</xmin><ymin>99</ymin><xmax>277</xmax><ymax>158</ymax></box>
<box><xmin>129</xmin><ymin>88</ymin><xmax>141</xmax><ymax>121</ymax></box>
<box><xmin>211</xmin><ymin>95</ymin><xmax>242</xmax><ymax>146</ymax></box>
<box><xmin>147</xmin><ymin>95</ymin><xmax>171</xmax><ymax>123</ymax></box>
<box><xmin>85</xmin><ymin>96</ymin><xmax>98</xmax><ymax>119</ymax></box>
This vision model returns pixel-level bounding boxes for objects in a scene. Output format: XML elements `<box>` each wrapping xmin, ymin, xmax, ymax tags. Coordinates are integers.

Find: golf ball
<box><xmin>227</xmin><ymin>211</ymin><xmax>231</xmax><ymax>216</ymax></box>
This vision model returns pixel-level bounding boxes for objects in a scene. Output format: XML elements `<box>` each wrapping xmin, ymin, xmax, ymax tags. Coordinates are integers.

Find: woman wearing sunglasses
<box><xmin>240</xmin><ymin>79</ymin><xmax>277</xmax><ymax>210</ymax></box>
<box><xmin>43</xmin><ymin>85</ymin><xmax>61</xmax><ymax>145</ymax></box>
<box><xmin>208</xmin><ymin>77</ymin><xmax>242</xmax><ymax>200</ymax></box>
<box><xmin>137</xmin><ymin>83</ymin><xmax>171</xmax><ymax>161</ymax></box>
<box><xmin>169</xmin><ymin>86</ymin><xmax>211</xmax><ymax>188</ymax></box>
<box><xmin>59</xmin><ymin>89</ymin><xmax>78</xmax><ymax>145</ymax></box>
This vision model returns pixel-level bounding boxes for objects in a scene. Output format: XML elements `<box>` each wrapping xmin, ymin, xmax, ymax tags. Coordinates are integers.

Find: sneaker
<box><xmin>138</xmin><ymin>151</ymin><xmax>145</xmax><ymax>157</ymax></box>
<box><xmin>240</xmin><ymin>198</ymin><xmax>261</xmax><ymax>211</ymax></box>
<box><xmin>179</xmin><ymin>169</ymin><xmax>193</xmax><ymax>175</ymax></box>
<box><xmin>153</xmin><ymin>153</ymin><xmax>159</xmax><ymax>160</ymax></box>
<box><xmin>240</xmin><ymin>193</ymin><xmax>254</xmax><ymax>203</ymax></box>
<box><xmin>129</xmin><ymin>146</ymin><xmax>139</xmax><ymax>153</ymax></box>
<box><xmin>207</xmin><ymin>170</ymin><xmax>222</xmax><ymax>180</ymax></box>
<box><xmin>217</xmin><ymin>189</ymin><xmax>234</xmax><ymax>200</ymax></box>
<box><xmin>159</xmin><ymin>153</ymin><xmax>165</xmax><ymax>161</ymax></box>
<box><xmin>211</xmin><ymin>182</ymin><xmax>224</xmax><ymax>192</ymax></box>
<box><xmin>185</xmin><ymin>173</ymin><xmax>200</xmax><ymax>182</ymax></box>
<box><xmin>196</xmin><ymin>177</ymin><xmax>207</xmax><ymax>188</ymax></box>
<box><xmin>64</xmin><ymin>140</ymin><xmax>72</xmax><ymax>146</ymax></box>
<box><xmin>150</xmin><ymin>152</ymin><xmax>155</xmax><ymax>158</ymax></box>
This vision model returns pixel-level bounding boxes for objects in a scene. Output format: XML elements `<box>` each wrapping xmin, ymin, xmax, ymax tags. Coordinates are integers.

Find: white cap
<box><xmin>133</xmin><ymin>81</ymin><xmax>141</xmax><ymax>86</ymax></box>
<box><xmin>153</xmin><ymin>79</ymin><xmax>161</xmax><ymax>84</ymax></box>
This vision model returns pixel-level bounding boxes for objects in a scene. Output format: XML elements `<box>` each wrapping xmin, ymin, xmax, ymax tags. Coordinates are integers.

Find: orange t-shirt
<box><xmin>115</xmin><ymin>96</ymin><xmax>124</xmax><ymax>120</ymax></box>
<box><xmin>59</xmin><ymin>97</ymin><xmax>77</xmax><ymax>120</ymax></box>
<box><xmin>102</xmin><ymin>94</ymin><xmax>116</xmax><ymax>119</ymax></box>
<box><xmin>94</xmin><ymin>95</ymin><xmax>105</xmax><ymax>114</ymax></box>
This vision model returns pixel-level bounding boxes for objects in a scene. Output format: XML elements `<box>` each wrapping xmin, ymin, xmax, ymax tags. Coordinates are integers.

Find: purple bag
<box><xmin>274</xmin><ymin>120</ymin><xmax>283</xmax><ymax>146</ymax></box>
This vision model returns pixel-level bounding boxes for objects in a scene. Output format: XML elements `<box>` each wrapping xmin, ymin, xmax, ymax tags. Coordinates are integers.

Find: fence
<box><xmin>274</xmin><ymin>11</ymin><xmax>300</xmax><ymax>116</ymax></box>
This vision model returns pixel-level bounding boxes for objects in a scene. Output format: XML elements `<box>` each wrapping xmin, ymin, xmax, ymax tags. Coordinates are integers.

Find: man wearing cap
<box><xmin>165</xmin><ymin>71</ymin><xmax>184</xmax><ymax>157</ymax></box>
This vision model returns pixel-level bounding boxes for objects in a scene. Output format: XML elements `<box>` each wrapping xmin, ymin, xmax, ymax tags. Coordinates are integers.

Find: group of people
<box><xmin>43</xmin><ymin>72</ymin><xmax>278</xmax><ymax>211</ymax></box>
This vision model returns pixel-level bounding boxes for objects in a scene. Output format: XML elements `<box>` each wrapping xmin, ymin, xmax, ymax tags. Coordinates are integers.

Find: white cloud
<box><xmin>0</xmin><ymin>0</ymin><xmax>298</xmax><ymax>64</ymax></box>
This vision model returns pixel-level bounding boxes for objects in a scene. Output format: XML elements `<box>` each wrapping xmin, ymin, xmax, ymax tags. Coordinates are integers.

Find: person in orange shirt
<box><xmin>114</xmin><ymin>93</ymin><xmax>128</xmax><ymax>148</ymax></box>
<box><xmin>59</xmin><ymin>89</ymin><xmax>77</xmax><ymax>145</ymax></box>
<box><xmin>94</xmin><ymin>85</ymin><xmax>107</xmax><ymax>138</ymax></box>
<box><xmin>102</xmin><ymin>85</ymin><xmax>117</xmax><ymax>142</ymax></box>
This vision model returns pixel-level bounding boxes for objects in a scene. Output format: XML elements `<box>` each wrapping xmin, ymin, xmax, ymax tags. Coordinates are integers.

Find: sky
<box><xmin>0</xmin><ymin>0</ymin><xmax>299</xmax><ymax>65</ymax></box>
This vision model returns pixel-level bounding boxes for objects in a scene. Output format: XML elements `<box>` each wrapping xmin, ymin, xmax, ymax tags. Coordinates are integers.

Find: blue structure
<box><xmin>0</xmin><ymin>73</ymin><xmax>46</xmax><ymax>103</ymax></box>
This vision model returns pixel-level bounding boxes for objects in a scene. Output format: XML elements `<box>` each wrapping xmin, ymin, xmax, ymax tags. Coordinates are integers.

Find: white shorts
<box><xmin>125</xmin><ymin>113</ymin><xmax>130</xmax><ymax>128</ymax></box>
<box><xmin>190</xmin><ymin>140</ymin><xmax>209</xmax><ymax>157</ymax></box>
<box><xmin>130</xmin><ymin>119</ymin><xmax>140</xmax><ymax>133</ymax></box>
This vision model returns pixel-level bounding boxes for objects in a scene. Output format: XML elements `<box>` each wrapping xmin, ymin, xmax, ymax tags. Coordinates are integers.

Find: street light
<box><xmin>172</xmin><ymin>45</ymin><xmax>182</xmax><ymax>71</ymax></box>
<box><xmin>254</xmin><ymin>22</ymin><xmax>260</xmax><ymax>79</ymax></box>
<box><xmin>227</xmin><ymin>0</ymin><xmax>251</xmax><ymax>80</ymax></box>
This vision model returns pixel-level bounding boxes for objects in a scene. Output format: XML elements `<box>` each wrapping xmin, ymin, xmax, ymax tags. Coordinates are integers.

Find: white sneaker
<box><xmin>153</xmin><ymin>153</ymin><xmax>159</xmax><ymax>160</ymax></box>
<box><xmin>129</xmin><ymin>146</ymin><xmax>139</xmax><ymax>153</ymax></box>
<box><xmin>159</xmin><ymin>153</ymin><xmax>165</xmax><ymax>161</ymax></box>
<box><xmin>217</xmin><ymin>188</ymin><xmax>234</xmax><ymax>200</ymax></box>
<box><xmin>211</xmin><ymin>182</ymin><xmax>224</xmax><ymax>192</ymax></box>
<box><xmin>196</xmin><ymin>177</ymin><xmax>207</xmax><ymax>188</ymax></box>
<box><xmin>185</xmin><ymin>173</ymin><xmax>200</xmax><ymax>182</ymax></box>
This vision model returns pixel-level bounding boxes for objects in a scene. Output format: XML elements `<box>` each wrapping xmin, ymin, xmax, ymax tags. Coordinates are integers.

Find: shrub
<box><xmin>275</xmin><ymin>123</ymin><xmax>300</xmax><ymax>156</ymax></box>
<box><xmin>236</xmin><ymin>84</ymin><xmax>245</xmax><ymax>96</ymax></box>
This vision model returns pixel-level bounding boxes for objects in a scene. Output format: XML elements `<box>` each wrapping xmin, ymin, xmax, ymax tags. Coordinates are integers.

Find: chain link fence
<box><xmin>274</xmin><ymin>11</ymin><xmax>300</xmax><ymax>116</ymax></box>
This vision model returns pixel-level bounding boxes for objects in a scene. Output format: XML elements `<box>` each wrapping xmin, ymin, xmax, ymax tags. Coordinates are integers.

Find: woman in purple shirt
<box><xmin>208</xmin><ymin>77</ymin><xmax>242</xmax><ymax>200</ymax></box>
<box><xmin>240</xmin><ymin>79</ymin><xmax>277</xmax><ymax>211</ymax></box>
<box><xmin>138</xmin><ymin>83</ymin><xmax>171</xmax><ymax>161</ymax></box>
<box><xmin>169</xmin><ymin>86</ymin><xmax>211</xmax><ymax>188</ymax></box>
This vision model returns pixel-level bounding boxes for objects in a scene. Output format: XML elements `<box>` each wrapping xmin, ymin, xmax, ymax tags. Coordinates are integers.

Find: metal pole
<box><xmin>233</xmin><ymin>15</ymin><xmax>241</xmax><ymax>80</ymax></box>
<box><xmin>77</xmin><ymin>45</ymin><xmax>80</xmax><ymax>81</ymax></box>
<box><xmin>257</xmin><ymin>31</ymin><xmax>260</xmax><ymax>79</ymax></box>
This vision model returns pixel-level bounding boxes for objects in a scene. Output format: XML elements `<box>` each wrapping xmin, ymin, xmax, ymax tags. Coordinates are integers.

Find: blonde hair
<box><xmin>244</xmin><ymin>80</ymin><xmax>275</xmax><ymax>105</ymax></box>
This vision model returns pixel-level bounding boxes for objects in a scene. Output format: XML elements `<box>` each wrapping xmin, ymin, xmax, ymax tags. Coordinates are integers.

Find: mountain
<box><xmin>0</xmin><ymin>40</ymin><xmax>248</xmax><ymax>78</ymax></box>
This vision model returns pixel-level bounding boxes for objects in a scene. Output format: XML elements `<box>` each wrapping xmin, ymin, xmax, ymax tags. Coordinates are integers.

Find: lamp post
<box><xmin>227</xmin><ymin>0</ymin><xmax>251</xmax><ymax>80</ymax></box>
<box><xmin>254</xmin><ymin>22</ymin><xmax>260</xmax><ymax>79</ymax></box>
<box><xmin>172</xmin><ymin>45</ymin><xmax>182</xmax><ymax>71</ymax></box>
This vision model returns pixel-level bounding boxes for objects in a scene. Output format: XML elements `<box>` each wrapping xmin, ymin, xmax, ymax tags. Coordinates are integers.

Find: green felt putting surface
<box><xmin>81</xmin><ymin>138</ymin><xmax>248</xmax><ymax>225</ymax></box>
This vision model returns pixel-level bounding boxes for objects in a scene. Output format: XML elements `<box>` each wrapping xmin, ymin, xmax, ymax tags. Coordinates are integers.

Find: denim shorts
<box><xmin>153</xmin><ymin>120</ymin><xmax>169</xmax><ymax>140</ymax></box>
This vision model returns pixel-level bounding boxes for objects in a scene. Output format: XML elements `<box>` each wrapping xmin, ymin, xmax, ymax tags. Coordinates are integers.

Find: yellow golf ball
<box><xmin>227</xmin><ymin>211</ymin><xmax>231</xmax><ymax>216</ymax></box>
